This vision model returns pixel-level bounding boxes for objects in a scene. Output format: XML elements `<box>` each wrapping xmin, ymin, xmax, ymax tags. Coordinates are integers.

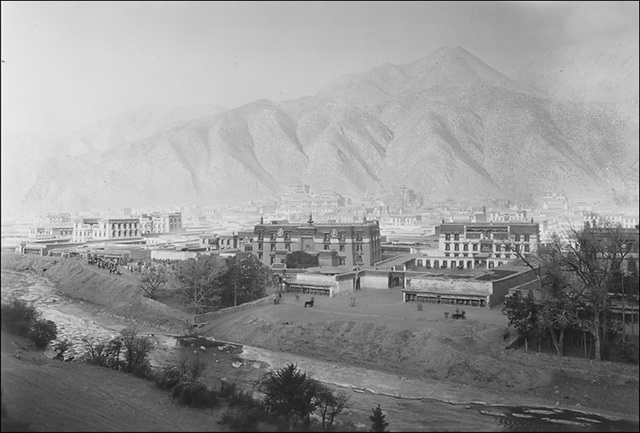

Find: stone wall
<box><xmin>360</xmin><ymin>271</ymin><xmax>389</xmax><ymax>289</ymax></box>
<box><xmin>407</xmin><ymin>277</ymin><xmax>492</xmax><ymax>297</ymax></box>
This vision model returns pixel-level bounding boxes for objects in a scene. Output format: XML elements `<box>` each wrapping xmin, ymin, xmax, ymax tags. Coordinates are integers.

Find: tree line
<box><xmin>503</xmin><ymin>218</ymin><xmax>639</xmax><ymax>362</ymax></box>
<box><xmin>139</xmin><ymin>254</ymin><xmax>273</xmax><ymax>314</ymax></box>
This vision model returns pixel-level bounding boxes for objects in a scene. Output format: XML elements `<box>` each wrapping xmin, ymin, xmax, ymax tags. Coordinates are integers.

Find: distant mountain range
<box><xmin>3</xmin><ymin>39</ymin><xmax>638</xmax><ymax>214</ymax></box>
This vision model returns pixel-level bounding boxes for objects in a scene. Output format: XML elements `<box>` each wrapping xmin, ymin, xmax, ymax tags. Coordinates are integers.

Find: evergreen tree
<box><xmin>369</xmin><ymin>404</ymin><xmax>389</xmax><ymax>432</ymax></box>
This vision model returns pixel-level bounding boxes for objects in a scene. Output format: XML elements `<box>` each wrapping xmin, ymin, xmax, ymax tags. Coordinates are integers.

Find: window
<box><xmin>270</xmin><ymin>232</ymin><xmax>276</xmax><ymax>241</ymax></box>
<box><xmin>285</xmin><ymin>233</ymin><xmax>290</xmax><ymax>240</ymax></box>
<box><xmin>258</xmin><ymin>233</ymin><xmax>263</xmax><ymax>240</ymax></box>
<box><xmin>356</xmin><ymin>244</ymin><xmax>363</xmax><ymax>252</ymax></box>
<box><xmin>324</xmin><ymin>233</ymin><xmax>330</xmax><ymax>242</ymax></box>
<box><xmin>339</xmin><ymin>233</ymin><xmax>346</xmax><ymax>241</ymax></box>
<box><xmin>258</xmin><ymin>243</ymin><xmax>263</xmax><ymax>250</ymax></box>
<box><xmin>441</xmin><ymin>261</ymin><xmax>447</xmax><ymax>268</ymax></box>
<box><xmin>445</xmin><ymin>243</ymin><xmax>450</xmax><ymax>251</ymax></box>
<box><xmin>270</xmin><ymin>244</ymin><xmax>276</xmax><ymax>251</ymax></box>
<box><xmin>339</xmin><ymin>258</ymin><xmax>345</xmax><ymax>265</ymax></box>
<box><xmin>434</xmin><ymin>260</ymin><xmax>439</xmax><ymax>268</ymax></box>
<box><xmin>445</xmin><ymin>234</ymin><xmax>451</xmax><ymax>241</ymax></box>
<box><xmin>454</xmin><ymin>244</ymin><xmax>459</xmax><ymax>251</ymax></box>
<box><xmin>472</xmin><ymin>244</ymin><xmax>478</xmax><ymax>251</ymax></box>
<box><xmin>454</xmin><ymin>234</ymin><xmax>459</xmax><ymax>241</ymax></box>
<box><xmin>425</xmin><ymin>260</ymin><xmax>431</xmax><ymax>269</ymax></box>
<box><xmin>524</xmin><ymin>244</ymin><xmax>530</xmax><ymax>253</ymax></box>
<box><xmin>324</xmin><ymin>244</ymin><xmax>329</xmax><ymax>250</ymax></box>
<box><xmin>356</xmin><ymin>232</ymin><xmax>363</xmax><ymax>241</ymax></box>
<box><xmin>258</xmin><ymin>253</ymin><xmax>263</xmax><ymax>260</ymax></box>
<box><xmin>339</xmin><ymin>245</ymin><xmax>345</xmax><ymax>252</ymax></box>
<box><xmin>524</xmin><ymin>234</ymin><xmax>530</xmax><ymax>242</ymax></box>
<box><xmin>463</xmin><ymin>243</ymin><xmax>468</xmax><ymax>251</ymax></box>
<box><xmin>270</xmin><ymin>257</ymin><xmax>275</xmax><ymax>265</ymax></box>
<box><xmin>466</xmin><ymin>260</ymin><xmax>472</xmax><ymax>268</ymax></box>
<box><xmin>515</xmin><ymin>234</ymin><xmax>521</xmax><ymax>242</ymax></box>
<box><xmin>417</xmin><ymin>259</ymin><xmax>422</xmax><ymax>267</ymax></box>
<box><xmin>286</xmin><ymin>244</ymin><xmax>291</xmax><ymax>252</ymax></box>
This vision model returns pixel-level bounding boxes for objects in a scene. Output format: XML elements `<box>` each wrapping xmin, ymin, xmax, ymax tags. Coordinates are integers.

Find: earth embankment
<box><xmin>200</xmin><ymin>294</ymin><xmax>639</xmax><ymax>419</ymax></box>
<box><xmin>1</xmin><ymin>254</ymin><xmax>191</xmax><ymax>333</ymax></box>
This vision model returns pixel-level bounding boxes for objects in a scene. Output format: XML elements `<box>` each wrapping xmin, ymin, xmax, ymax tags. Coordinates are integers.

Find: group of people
<box><xmin>87</xmin><ymin>254</ymin><xmax>122</xmax><ymax>274</ymax></box>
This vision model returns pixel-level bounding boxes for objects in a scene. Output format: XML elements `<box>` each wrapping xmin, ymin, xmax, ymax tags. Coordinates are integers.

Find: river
<box><xmin>1</xmin><ymin>269</ymin><xmax>637</xmax><ymax>432</ymax></box>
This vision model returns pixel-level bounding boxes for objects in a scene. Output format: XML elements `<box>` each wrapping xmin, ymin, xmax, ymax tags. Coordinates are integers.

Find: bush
<box><xmin>120</xmin><ymin>327</ymin><xmax>154</xmax><ymax>374</ymax></box>
<box><xmin>29</xmin><ymin>320</ymin><xmax>57</xmax><ymax>349</ymax></box>
<box><xmin>52</xmin><ymin>339</ymin><xmax>72</xmax><ymax>360</ymax></box>
<box><xmin>155</xmin><ymin>366</ymin><xmax>185</xmax><ymax>390</ymax></box>
<box><xmin>221</xmin><ymin>406</ymin><xmax>268</xmax><ymax>431</ymax></box>
<box><xmin>171</xmin><ymin>381</ymin><xmax>218</xmax><ymax>408</ymax></box>
<box><xmin>132</xmin><ymin>360</ymin><xmax>154</xmax><ymax>379</ymax></box>
<box><xmin>84</xmin><ymin>338</ymin><xmax>123</xmax><ymax>369</ymax></box>
<box><xmin>228</xmin><ymin>388</ymin><xmax>261</xmax><ymax>409</ymax></box>
<box><xmin>1</xmin><ymin>300</ymin><xmax>39</xmax><ymax>337</ymax></box>
<box><xmin>218</xmin><ymin>380</ymin><xmax>238</xmax><ymax>398</ymax></box>
<box><xmin>178</xmin><ymin>354</ymin><xmax>207</xmax><ymax>382</ymax></box>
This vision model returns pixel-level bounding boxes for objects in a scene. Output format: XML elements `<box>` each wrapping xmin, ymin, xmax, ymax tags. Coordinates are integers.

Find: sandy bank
<box><xmin>1</xmin><ymin>254</ymin><xmax>191</xmax><ymax>333</ymax></box>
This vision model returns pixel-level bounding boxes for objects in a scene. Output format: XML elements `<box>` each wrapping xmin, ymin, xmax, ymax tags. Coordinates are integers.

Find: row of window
<box><xmin>443</xmin><ymin>243</ymin><xmax>530</xmax><ymax>253</ymax></box>
<box><xmin>415</xmin><ymin>258</ymin><xmax>506</xmax><ymax>269</ymax></box>
<box><xmin>257</xmin><ymin>231</ymin><xmax>373</xmax><ymax>242</ymax></box>
<box><xmin>257</xmin><ymin>253</ymin><xmax>354</xmax><ymax>266</ymax></box>
<box><xmin>444</xmin><ymin>233</ymin><xmax>531</xmax><ymax>242</ymax></box>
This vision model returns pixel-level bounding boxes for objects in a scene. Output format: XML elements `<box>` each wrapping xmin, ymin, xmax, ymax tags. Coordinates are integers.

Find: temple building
<box><xmin>251</xmin><ymin>215</ymin><xmax>382</xmax><ymax>267</ymax></box>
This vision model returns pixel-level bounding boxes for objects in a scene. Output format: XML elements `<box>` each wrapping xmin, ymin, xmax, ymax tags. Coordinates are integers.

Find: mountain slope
<box><xmin>10</xmin><ymin>44</ymin><xmax>639</xmax><ymax>213</ymax></box>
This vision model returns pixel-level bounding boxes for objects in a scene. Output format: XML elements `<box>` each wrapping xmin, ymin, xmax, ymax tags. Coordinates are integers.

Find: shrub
<box><xmin>52</xmin><ymin>339</ymin><xmax>72</xmax><ymax>360</ymax></box>
<box><xmin>84</xmin><ymin>338</ymin><xmax>123</xmax><ymax>369</ymax></box>
<box><xmin>120</xmin><ymin>327</ymin><xmax>154</xmax><ymax>374</ymax></box>
<box><xmin>29</xmin><ymin>320</ymin><xmax>57</xmax><ymax>349</ymax></box>
<box><xmin>178</xmin><ymin>353</ymin><xmax>207</xmax><ymax>382</ymax></box>
<box><xmin>228</xmin><ymin>388</ymin><xmax>261</xmax><ymax>409</ymax></box>
<box><xmin>1</xmin><ymin>300</ymin><xmax>38</xmax><ymax>337</ymax></box>
<box><xmin>171</xmin><ymin>381</ymin><xmax>218</xmax><ymax>408</ymax></box>
<box><xmin>218</xmin><ymin>380</ymin><xmax>238</xmax><ymax>398</ymax></box>
<box><xmin>155</xmin><ymin>366</ymin><xmax>185</xmax><ymax>390</ymax></box>
<box><xmin>132</xmin><ymin>360</ymin><xmax>154</xmax><ymax>379</ymax></box>
<box><xmin>221</xmin><ymin>406</ymin><xmax>268</xmax><ymax>430</ymax></box>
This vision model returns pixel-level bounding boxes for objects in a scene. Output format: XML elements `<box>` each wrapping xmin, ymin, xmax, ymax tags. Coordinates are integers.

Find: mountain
<box><xmin>5</xmin><ymin>45</ymin><xmax>639</xmax><ymax>214</ymax></box>
<box><xmin>511</xmin><ymin>36</ymin><xmax>639</xmax><ymax>104</ymax></box>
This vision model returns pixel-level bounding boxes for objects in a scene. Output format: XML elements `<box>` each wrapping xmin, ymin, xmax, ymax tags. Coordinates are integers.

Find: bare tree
<box><xmin>139</xmin><ymin>266</ymin><xmax>167</xmax><ymax>299</ymax></box>
<box><xmin>548</xmin><ymin>219</ymin><xmax>635</xmax><ymax>361</ymax></box>
<box><xmin>177</xmin><ymin>255</ymin><xmax>228</xmax><ymax>314</ymax></box>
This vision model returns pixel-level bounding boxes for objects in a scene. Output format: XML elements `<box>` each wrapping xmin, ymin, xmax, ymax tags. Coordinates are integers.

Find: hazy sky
<box><xmin>1</xmin><ymin>1</ymin><xmax>638</xmax><ymax>137</ymax></box>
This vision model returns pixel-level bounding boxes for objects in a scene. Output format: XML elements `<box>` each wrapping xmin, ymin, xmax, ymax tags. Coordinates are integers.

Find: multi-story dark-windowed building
<box><xmin>252</xmin><ymin>216</ymin><xmax>382</xmax><ymax>267</ymax></box>
<box><xmin>435</xmin><ymin>222</ymin><xmax>540</xmax><ymax>269</ymax></box>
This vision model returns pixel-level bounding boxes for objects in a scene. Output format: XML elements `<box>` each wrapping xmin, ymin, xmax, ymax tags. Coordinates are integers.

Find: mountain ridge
<box><xmin>4</xmin><ymin>44</ymin><xmax>638</xmax><ymax>214</ymax></box>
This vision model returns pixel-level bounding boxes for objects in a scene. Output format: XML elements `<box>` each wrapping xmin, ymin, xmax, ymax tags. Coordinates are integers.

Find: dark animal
<box><xmin>304</xmin><ymin>297</ymin><xmax>314</xmax><ymax>308</ymax></box>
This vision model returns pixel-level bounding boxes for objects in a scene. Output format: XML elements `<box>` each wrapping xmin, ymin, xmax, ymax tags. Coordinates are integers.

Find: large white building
<box><xmin>72</xmin><ymin>218</ymin><xmax>141</xmax><ymax>243</ymax></box>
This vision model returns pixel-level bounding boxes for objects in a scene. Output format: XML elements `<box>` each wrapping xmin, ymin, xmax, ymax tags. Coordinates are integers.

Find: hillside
<box><xmin>6</xmin><ymin>44</ymin><xmax>639</xmax><ymax>213</ymax></box>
